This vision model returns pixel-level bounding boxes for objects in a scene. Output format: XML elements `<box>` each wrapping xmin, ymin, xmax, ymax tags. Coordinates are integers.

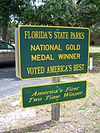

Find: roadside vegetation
<box><xmin>0</xmin><ymin>0</ymin><xmax>100</xmax><ymax>42</ymax></box>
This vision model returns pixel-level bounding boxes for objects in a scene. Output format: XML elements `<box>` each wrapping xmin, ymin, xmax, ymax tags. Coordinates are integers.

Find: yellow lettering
<box><xmin>24</xmin><ymin>31</ymin><xmax>28</xmax><ymax>39</ymax></box>
<box><xmin>24</xmin><ymin>31</ymin><xmax>31</xmax><ymax>39</ymax></box>
<box><xmin>73</xmin><ymin>64</ymin><xmax>85</xmax><ymax>71</ymax></box>
<box><xmin>27</xmin><ymin>66</ymin><xmax>45</xmax><ymax>75</ymax></box>
<box><xmin>30</xmin><ymin>44</ymin><xmax>62</xmax><ymax>51</ymax></box>
<box><xmin>46</xmin><ymin>65</ymin><xmax>72</xmax><ymax>73</ymax></box>
<box><xmin>54</xmin><ymin>32</ymin><xmax>69</xmax><ymax>39</ymax></box>
<box><xmin>31</xmin><ymin>54</ymin><xmax>54</xmax><ymax>61</ymax></box>
<box><xmin>64</xmin><ymin>91</ymin><xmax>83</xmax><ymax>97</ymax></box>
<box><xmin>65</xmin><ymin>86</ymin><xmax>79</xmax><ymax>92</ymax></box>
<box><xmin>48</xmin><ymin>32</ymin><xmax>52</xmax><ymax>39</ymax></box>
<box><xmin>68</xmin><ymin>92</ymin><xmax>83</xmax><ymax>97</ymax></box>
<box><xmin>28</xmin><ymin>97</ymin><xmax>42</xmax><ymax>103</ymax></box>
<box><xmin>66</xmin><ymin>44</ymin><xmax>80</xmax><ymax>50</ymax></box>
<box><xmin>58</xmin><ymin>53</ymin><xmax>80</xmax><ymax>60</ymax></box>
<box><xmin>45</xmin><ymin>95</ymin><xmax>60</xmax><ymax>101</ymax></box>
<box><xmin>70</xmin><ymin>32</ymin><xmax>84</xmax><ymax>39</ymax></box>
<box><xmin>63</xmin><ymin>93</ymin><xmax>69</xmax><ymax>97</ymax></box>
<box><xmin>24</xmin><ymin>31</ymin><xmax>53</xmax><ymax>39</ymax></box>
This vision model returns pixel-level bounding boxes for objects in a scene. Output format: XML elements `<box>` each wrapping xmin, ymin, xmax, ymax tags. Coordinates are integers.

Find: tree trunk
<box><xmin>2</xmin><ymin>24</ymin><xmax>8</xmax><ymax>41</ymax></box>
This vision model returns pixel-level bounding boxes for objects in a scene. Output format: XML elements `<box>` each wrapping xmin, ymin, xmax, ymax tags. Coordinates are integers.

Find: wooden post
<box><xmin>51</xmin><ymin>77</ymin><xmax>60</xmax><ymax>121</ymax></box>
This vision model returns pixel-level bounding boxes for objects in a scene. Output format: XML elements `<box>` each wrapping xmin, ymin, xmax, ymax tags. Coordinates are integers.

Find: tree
<box><xmin>0</xmin><ymin>0</ymin><xmax>30</xmax><ymax>41</ymax></box>
<box><xmin>1</xmin><ymin>0</ymin><xmax>99</xmax><ymax>42</ymax></box>
<box><xmin>7</xmin><ymin>22</ymin><xmax>16</xmax><ymax>42</ymax></box>
<box><xmin>22</xmin><ymin>5</ymin><xmax>38</xmax><ymax>25</ymax></box>
<box><xmin>22</xmin><ymin>0</ymin><xmax>78</xmax><ymax>26</ymax></box>
<box><xmin>76</xmin><ymin>0</ymin><xmax>100</xmax><ymax>27</ymax></box>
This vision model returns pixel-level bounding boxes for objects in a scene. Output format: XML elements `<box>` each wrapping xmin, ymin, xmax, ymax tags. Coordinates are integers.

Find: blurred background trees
<box><xmin>0</xmin><ymin>0</ymin><xmax>100</xmax><ymax>42</ymax></box>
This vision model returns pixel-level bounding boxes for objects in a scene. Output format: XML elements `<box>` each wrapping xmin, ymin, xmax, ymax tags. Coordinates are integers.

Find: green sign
<box><xmin>18</xmin><ymin>25</ymin><xmax>90</xmax><ymax>79</ymax></box>
<box><xmin>21</xmin><ymin>81</ymin><xmax>87</xmax><ymax>108</ymax></box>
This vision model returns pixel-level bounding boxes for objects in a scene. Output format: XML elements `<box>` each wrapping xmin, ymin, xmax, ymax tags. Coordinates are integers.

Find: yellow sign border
<box><xmin>18</xmin><ymin>25</ymin><xmax>90</xmax><ymax>80</ymax></box>
<box><xmin>21</xmin><ymin>80</ymin><xmax>88</xmax><ymax>108</ymax></box>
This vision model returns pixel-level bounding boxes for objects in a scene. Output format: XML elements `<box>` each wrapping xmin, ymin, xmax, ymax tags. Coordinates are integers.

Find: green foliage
<box><xmin>0</xmin><ymin>0</ymin><xmax>33</xmax><ymax>41</ymax></box>
<box><xmin>41</xmin><ymin>0</ymin><xmax>77</xmax><ymax>26</ymax></box>
<box><xmin>22</xmin><ymin>0</ymin><xmax>100</xmax><ymax>27</ymax></box>
<box><xmin>0</xmin><ymin>0</ymin><xmax>100</xmax><ymax>41</ymax></box>
<box><xmin>22</xmin><ymin>5</ymin><xmax>38</xmax><ymax>25</ymax></box>
<box><xmin>0</xmin><ymin>0</ymin><xmax>28</xmax><ymax>25</ymax></box>
<box><xmin>22</xmin><ymin>0</ymin><xmax>77</xmax><ymax>26</ymax></box>
<box><xmin>91</xmin><ymin>23</ymin><xmax>100</xmax><ymax>38</ymax></box>
<box><xmin>77</xmin><ymin>0</ymin><xmax>100</xmax><ymax>27</ymax></box>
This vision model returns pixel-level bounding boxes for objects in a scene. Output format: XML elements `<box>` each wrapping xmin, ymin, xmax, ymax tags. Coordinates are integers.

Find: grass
<box><xmin>78</xmin><ymin>102</ymin><xmax>89</xmax><ymax>110</ymax></box>
<box><xmin>24</xmin><ymin>126</ymin><xmax>32</xmax><ymax>132</ymax></box>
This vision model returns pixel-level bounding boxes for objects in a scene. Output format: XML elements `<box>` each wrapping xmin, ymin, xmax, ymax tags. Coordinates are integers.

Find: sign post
<box><xmin>51</xmin><ymin>77</ymin><xmax>60</xmax><ymax>121</ymax></box>
<box><xmin>17</xmin><ymin>25</ymin><xmax>89</xmax><ymax>123</ymax></box>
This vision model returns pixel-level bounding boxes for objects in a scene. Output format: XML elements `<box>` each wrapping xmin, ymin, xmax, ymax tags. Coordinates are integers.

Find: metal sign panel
<box><xmin>18</xmin><ymin>25</ymin><xmax>90</xmax><ymax>79</ymax></box>
<box><xmin>21</xmin><ymin>81</ymin><xmax>87</xmax><ymax>108</ymax></box>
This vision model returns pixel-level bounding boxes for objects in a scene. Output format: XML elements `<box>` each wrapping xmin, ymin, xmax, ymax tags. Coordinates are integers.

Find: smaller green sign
<box><xmin>22</xmin><ymin>81</ymin><xmax>87</xmax><ymax>108</ymax></box>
